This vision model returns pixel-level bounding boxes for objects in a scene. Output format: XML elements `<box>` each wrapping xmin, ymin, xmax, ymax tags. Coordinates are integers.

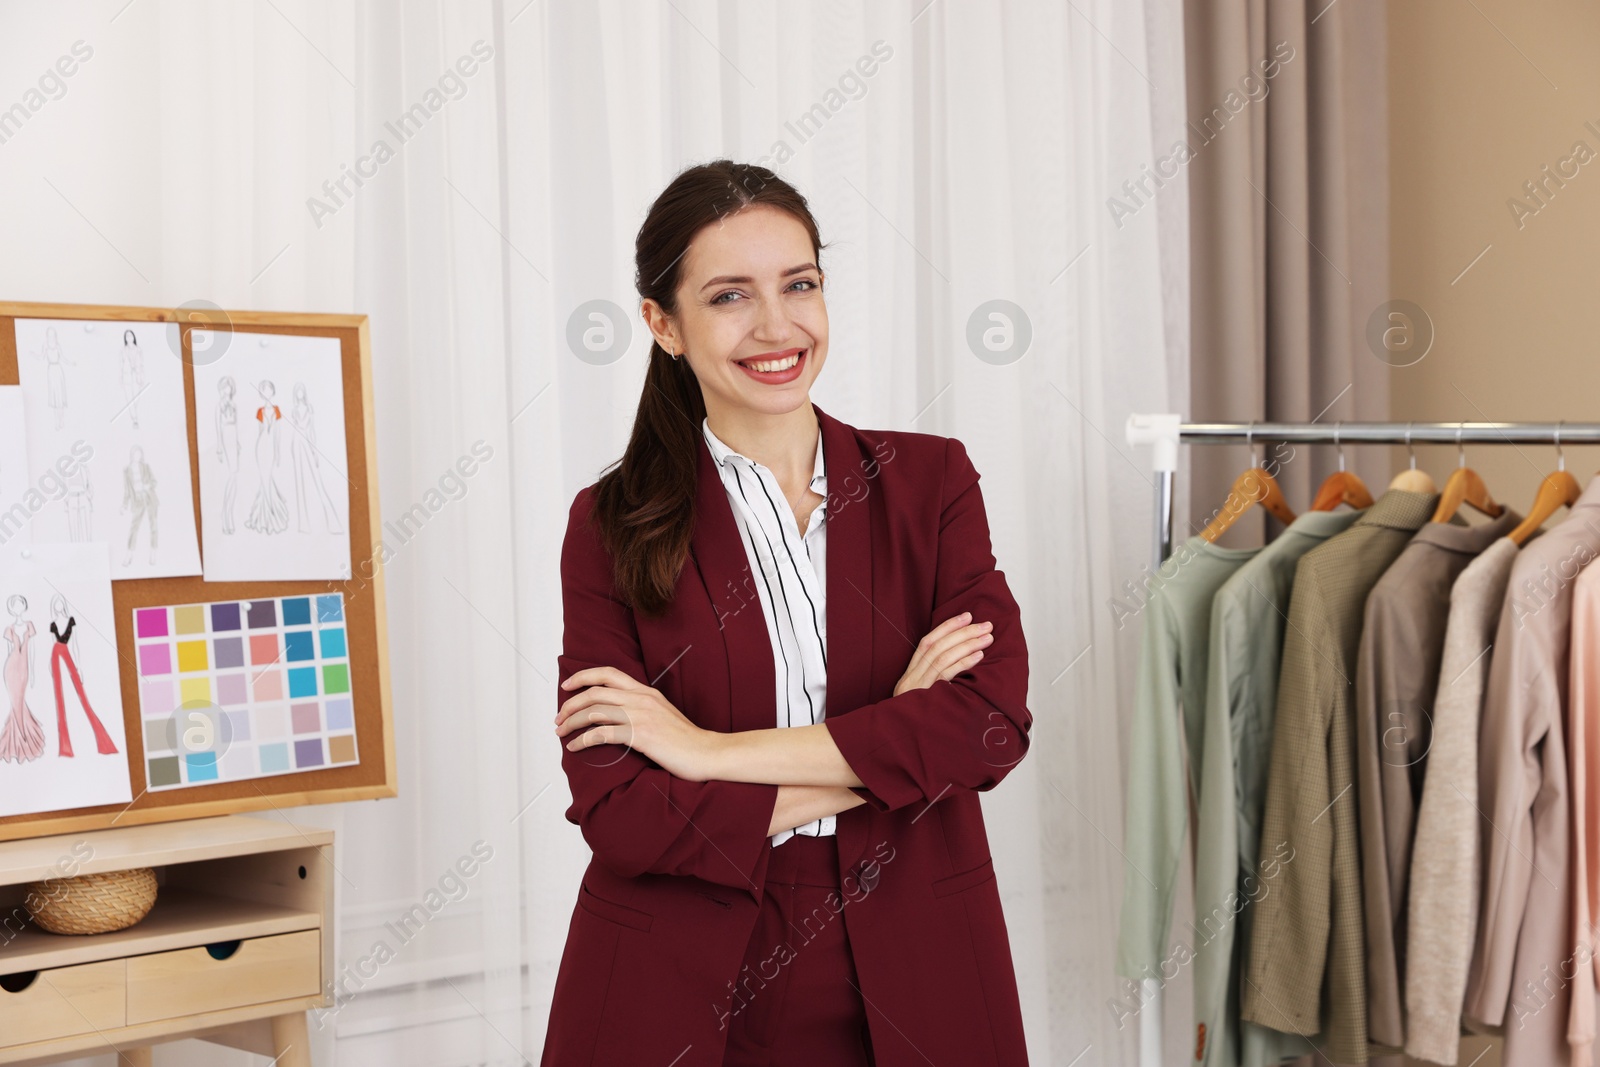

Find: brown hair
<box><xmin>590</xmin><ymin>160</ymin><xmax>826</xmax><ymax>615</ymax></box>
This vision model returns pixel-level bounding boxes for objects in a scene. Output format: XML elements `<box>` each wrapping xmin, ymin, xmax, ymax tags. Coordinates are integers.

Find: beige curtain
<box><xmin>1183</xmin><ymin>0</ymin><xmax>1391</xmax><ymax>547</ymax></box>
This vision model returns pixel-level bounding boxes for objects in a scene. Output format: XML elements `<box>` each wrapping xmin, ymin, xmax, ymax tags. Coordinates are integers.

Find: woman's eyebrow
<box><xmin>698</xmin><ymin>263</ymin><xmax>819</xmax><ymax>292</ymax></box>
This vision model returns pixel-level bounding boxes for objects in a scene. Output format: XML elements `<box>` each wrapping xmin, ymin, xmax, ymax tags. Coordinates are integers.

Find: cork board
<box><xmin>0</xmin><ymin>301</ymin><xmax>395</xmax><ymax>841</ymax></box>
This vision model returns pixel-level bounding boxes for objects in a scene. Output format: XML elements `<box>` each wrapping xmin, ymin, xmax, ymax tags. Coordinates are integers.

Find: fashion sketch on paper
<box><xmin>120</xmin><ymin>444</ymin><xmax>158</xmax><ymax>567</ymax></box>
<box><xmin>48</xmin><ymin>594</ymin><xmax>115</xmax><ymax>758</ymax></box>
<box><xmin>29</xmin><ymin>325</ymin><xmax>73</xmax><ymax>431</ymax></box>
<box><xmin>120</xmin><ymin>329</ymin><xmax>146</xmax><ymax>430</ymax></box>
<box><xmin>214</xmin><ymin>375</ymin><xmax>241</xmax><ymax>534</ymax></box>
<box><xmin>63</xmin><ymin>464</ymin><xmax>93</xmax><ymax>541</ymax></box>
<box><xmin>289</xmin><ymin>381</ymin><xmax>343</xmax><ymax>535</ymax></box>
<box><xmin>0</xmin><ymin>596</ymin><xmax>43</xmax><ymax>764</ymax></box>
<box><xmin>245</xmin><ymin>380</ymin><xmax>290</xmax><ymax>535</ymax></box>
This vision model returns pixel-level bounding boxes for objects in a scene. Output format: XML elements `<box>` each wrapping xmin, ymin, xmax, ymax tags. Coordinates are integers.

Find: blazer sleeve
<box><xmin>557</xmin><ymin>487</ymin><xmax>780</xmax><ymax>899</ymax></box>
<box><xmin>822</xmin><ymin>437</ymin><xmax>1031</xmax><ymax>812</ymax></box>
<box><xmin>1114</xmin><ymin>594</ymin><xmax>1184</xmax><ymax>978</ymax></box>
<box><xmin>1464</xmin><ymin>588</ymin><xmax>1545</xmax><ymax>1028</ymax></box>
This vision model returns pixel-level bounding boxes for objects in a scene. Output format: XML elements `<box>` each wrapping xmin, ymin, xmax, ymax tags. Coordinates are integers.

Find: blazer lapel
<box><xmin>689</xmin><ymin>430</ymin><xmax>776</xmax><ymax>735</ymax></box>
<box><xmin>815</xmin><ymin>404</ymin><xmax>875</xmax><ymax>723</ymax></box>
<box><xmin>815</xmin><ymin>404</ymin><xmax>878</xmax><ymax>877</ymax></box>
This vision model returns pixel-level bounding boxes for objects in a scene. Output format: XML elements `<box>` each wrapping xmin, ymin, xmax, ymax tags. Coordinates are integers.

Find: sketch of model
<box><xmin>37</xmin><ymin>326</ymin><xmax>72</xmax><ymax>431</ymax></box>
<box><xmin>63</xmin><ymin>464</ymin><xmax>93</xmax><ymax>541</ymax></box>
<box><xmin>48</xmin><ymin>594</ymin><xmax>116</xmax><ymax>757</ymax></box>
<box><xmin>289</xmin><ymin>382</ymin><xmax>344</xmax><ymax>535</ymax></box>
<box><xmin>120</xmin><ymin>445</ymin><xmax>158</xmax><ymax>567</ymax></box>
<box><xmin>245</xmin><ymin>381</ymin><xmax>290</xmax><ymax>535</ymax></box>
<box><xmin>0</xmin><ymin>596</ymin><xmax>43</xmax><ymax>764</ymax></box>
<box><xmin>120</xmin><ymin>329</ymin><xmax>146</xmax><ymax>430</ymax></box>
<box><xmin>215</xmin><ymin>375</ymin><xmax>241</xmax><ymax>534</ymax></box>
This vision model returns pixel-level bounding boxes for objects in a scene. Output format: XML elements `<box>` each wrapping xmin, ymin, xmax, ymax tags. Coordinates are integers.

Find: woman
<box><xmin>245</xmin><ymin>380</ymin><xmax>290</xmax><ymax>535</ymax></box>
<box><xmin>0</xmin><ymin>596</ymin><xmax>42</xmax><ymax>764</ymax></box>
<box><xmin>119</xmin><ymin>444</ymin><xmax>158</xmax><ymax>567</ymax></box>
<box><xmin>215</xmin><ymin>375</ymin><xmax>240</xmax><ymax>533</ymax></box>
<box><xmin>289</xmin><ymin>381</ymin><xmax>344</xmax><ymax>534</ymax></box>
<box><xmin>42</xmin><ymin>325</ymin><xmax>68</xmax><ymax>431</ymax></box>
<box><xmin>62</xmin><ymin>463</ymin><xmax>92</xmax><ymax>542</ymax></box>
<box><xmin>49</xmin><ymin>593</ymin><xmax>117</xmax><ymax>758</ymax></box>
<box><xmin>120</xmin><ymin>328</ymin><xmax>145</xmax><ymax>430</ymax></box>
<box><xmin>543</xmin><ymin>161</ymin><xmax>1032</xmax><ymax>1067</ymax></box>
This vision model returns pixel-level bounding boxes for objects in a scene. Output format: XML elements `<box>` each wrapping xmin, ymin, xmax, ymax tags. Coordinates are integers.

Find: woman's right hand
<box><xmin>893</xmin><ymin>611</ymin><xmax>994</xmax><ymax>696</ymax></box>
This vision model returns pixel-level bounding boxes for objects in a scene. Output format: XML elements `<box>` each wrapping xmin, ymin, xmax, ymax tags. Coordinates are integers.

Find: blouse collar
<box><xmin>701</xmin><ymin>416</ymin><xmax>826</xmax><ymax>495</ymax></box>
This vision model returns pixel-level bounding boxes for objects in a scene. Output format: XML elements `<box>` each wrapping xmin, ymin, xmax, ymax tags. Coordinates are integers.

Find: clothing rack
<box><xmin>1120</xmin><ymin>417</ymin><xmax>1600</xmax><ymax>1067</ymax></box>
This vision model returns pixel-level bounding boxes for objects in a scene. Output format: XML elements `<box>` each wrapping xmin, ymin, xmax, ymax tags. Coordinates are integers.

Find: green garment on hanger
<box><xmin>1116</xmin><ymin>535</ymin><xmax>1261</xmax><ymax>984</ymax></box>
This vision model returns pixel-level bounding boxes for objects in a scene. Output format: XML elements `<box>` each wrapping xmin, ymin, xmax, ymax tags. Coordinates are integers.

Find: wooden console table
<box><xmin>0</xmin><ymin>815</ymin><xmax>333</xmax><ymax>1066</ymax></box>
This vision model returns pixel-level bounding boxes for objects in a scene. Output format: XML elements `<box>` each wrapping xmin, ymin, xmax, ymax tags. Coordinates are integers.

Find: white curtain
<box><xmin>0</xmin><ymin>1</ymin><xmax>1186</xmax><ymax>1063</ymax></box>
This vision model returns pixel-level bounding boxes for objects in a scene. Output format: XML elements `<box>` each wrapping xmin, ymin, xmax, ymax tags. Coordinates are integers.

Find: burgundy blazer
<box><xmin>540</xmin><ymin>403</ymin><xmax>1032</xmax><ymax>1067</ymax></box>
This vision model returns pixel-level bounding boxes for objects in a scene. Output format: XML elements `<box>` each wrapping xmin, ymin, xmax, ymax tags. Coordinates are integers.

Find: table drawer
<box><xmin>126</xmin><ymin>929</ymin><xmax>320</xmax><ymax>1024</ymax></box>
<box><xmin>0</xmin><ymin>959</ymin><xmax>125</xmax><ymax>1045</ymax></box>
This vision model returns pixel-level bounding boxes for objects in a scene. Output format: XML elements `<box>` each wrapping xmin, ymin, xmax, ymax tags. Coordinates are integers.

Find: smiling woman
<box><xmin>540</xmin><ymin>160</ymin><xmax>1033</xmax><ymax>1067</ymax></box>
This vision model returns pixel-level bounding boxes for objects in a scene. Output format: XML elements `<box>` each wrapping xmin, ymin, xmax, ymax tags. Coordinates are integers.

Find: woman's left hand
<box><xmin>555</xmin><ymin>666</ymin><xmax>718</xmax><ymax>781</ymax></box>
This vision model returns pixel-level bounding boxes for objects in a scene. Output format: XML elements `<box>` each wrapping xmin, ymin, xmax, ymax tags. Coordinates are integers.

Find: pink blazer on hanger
<box><xmin>540</xmin><ymin>403</ymin><xmax>1033</xmax><ymax>1067</ymax></box>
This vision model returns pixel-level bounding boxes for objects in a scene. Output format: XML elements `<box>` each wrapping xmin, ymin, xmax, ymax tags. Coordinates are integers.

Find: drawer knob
<box><xmin>0</xmin><ymin>971</ymin><xmax>38</xmax><ymax>993</ymax></box>
<box><xmin>204</xmin><ymin>940</ymin><xmax>242</xmax><ymax>961</ymax></box>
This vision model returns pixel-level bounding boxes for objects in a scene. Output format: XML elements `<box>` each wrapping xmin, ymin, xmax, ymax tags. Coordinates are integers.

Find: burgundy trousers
<box><xmin>721</xmin><ymin>833</ymin><xmax>876</xmax><ymax>1066</ymax></box>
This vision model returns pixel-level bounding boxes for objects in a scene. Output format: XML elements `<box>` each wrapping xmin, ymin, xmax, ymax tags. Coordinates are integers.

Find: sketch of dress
<box><xmin>215</xmin><ymin>376</ymin><xmax>240</xmax><ymax>534</ymax></box>
<box><xmin>121</xmin><ymin>445</ymin><xmax>158</xmax><ymax>567</ymax></box>
<box><xmin>43</xmin><ymin>327</ymin><xmax>68</xmax><ymax>431</ymax></box>
<box><xmin>120</xmin><ymin>329</ymin><xmax>146</xmax><ymax>430</ymax></box>
<box><xmin>49</xmin><ymin>607</ymin><xmax>116</xmax><ymax>758</ymax></box>
<box><xmin>245</xmin><ymin>383</ymin><xmax>290</xmax><ymax>535</ymax></box>
<box><xmin>0</xmin><ymin>617</ymin><xmax>43</xmax><ymax>764</ymax></box>
<box><xmin>289</xmin><ymin>383</ymin><xmax>343</xmax><ymax>534</ymax></box>
<box><xmin>64</xmin><ymin>465</ymin><xmax>93</xmax><ymax>541</ymax></box>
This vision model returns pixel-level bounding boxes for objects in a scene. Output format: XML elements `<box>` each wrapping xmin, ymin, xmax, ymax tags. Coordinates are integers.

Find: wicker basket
<box><xmin>24</xmin><ymin>867</ymin><xmax>158</xmax><ymax>935</ymax></box>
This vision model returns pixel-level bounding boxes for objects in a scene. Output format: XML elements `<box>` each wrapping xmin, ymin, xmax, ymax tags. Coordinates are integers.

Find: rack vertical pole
<box><xmin>1125</xmin><ymin>415</ymin><xmax>1180</xmax><ymax>1067</ymax></box>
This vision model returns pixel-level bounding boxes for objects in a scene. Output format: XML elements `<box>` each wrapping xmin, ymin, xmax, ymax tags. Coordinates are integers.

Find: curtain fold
<box><xmin>1183</xmin><ymin>0</ymin><xmax>1390</xmax><ymax>546</ymax></box>
<box><xmin>0</xmin><ymin>3</ymin><xmax>1186</xmax><ymax>1063</ymax></box>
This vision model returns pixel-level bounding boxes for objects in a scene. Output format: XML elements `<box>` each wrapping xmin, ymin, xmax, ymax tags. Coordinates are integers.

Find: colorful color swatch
<box><xmin>133</xmin><ymin>594</ymin><xmax>358</xmax><ymax>790</ymax></box>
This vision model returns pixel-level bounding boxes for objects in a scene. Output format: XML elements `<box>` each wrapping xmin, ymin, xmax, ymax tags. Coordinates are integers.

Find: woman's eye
<box><xmin>712</xmin><ymin>279</ymin><xmax>818</xmax><ymax>305</ymax></box>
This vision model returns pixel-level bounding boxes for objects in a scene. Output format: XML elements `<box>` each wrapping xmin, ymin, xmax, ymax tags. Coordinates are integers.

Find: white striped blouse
<box><xmin>701</xmin><ymin>416</ymin><xmax>832</xmax><ymax>845</ymax></box>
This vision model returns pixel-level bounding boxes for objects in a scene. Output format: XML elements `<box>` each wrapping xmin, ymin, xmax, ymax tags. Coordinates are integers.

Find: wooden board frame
<box><xmin>0</xmin><ymin>301</ymin><xmax>396</xmax><ymax>841</ymax></box>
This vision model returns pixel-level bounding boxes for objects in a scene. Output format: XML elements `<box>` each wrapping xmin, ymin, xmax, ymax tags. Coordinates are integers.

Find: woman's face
<box><xmin>648</xmin><ymin>203</ymin><xmax>827</xmax><ymax>421</ymax></box>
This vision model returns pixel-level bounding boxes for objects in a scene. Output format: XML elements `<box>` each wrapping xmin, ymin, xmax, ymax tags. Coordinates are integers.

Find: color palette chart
<box><xmin>133</xmin><ymin>594</ymin><xmax>358</xmax><ymax>791</ymax></box>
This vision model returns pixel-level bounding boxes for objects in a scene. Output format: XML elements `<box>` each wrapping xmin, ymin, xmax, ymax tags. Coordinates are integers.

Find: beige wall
<box><xmin>1383</xmin><ymin>6</ymin><xmax>1600</xmax><ymax>1064</ymax></box>
<box><xmin>1389</xmin><ymin>0</ymin><xmax>1600</xmax><ymax>503</ymax></box>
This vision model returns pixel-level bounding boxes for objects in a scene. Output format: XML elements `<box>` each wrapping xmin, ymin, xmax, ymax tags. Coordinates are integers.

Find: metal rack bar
<box><xmin>1175</xmin><ymin>420</ymin><xmax>1600</xmax><ymax>444</ymax></box>
<box><xmin>1131</xmin><ymin>418</ymin><xmax>1600</xmax><ymax>565</ymax></box>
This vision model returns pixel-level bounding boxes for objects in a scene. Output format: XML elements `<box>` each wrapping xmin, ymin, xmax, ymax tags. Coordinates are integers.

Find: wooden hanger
<box><xmin>1508</xmin><ymin>422</ymin><xmax>1582</xmax><ymax>545</ymax></box>
<box><xmin>1432</xmin><ymin>423</ymin><xmax>1505</xmax><ymax>522</ymax></box>
<box><xmin>1388</xmin><ymin>422</ymin><xmax>1437</xmax><ymax>493</ymax></box>
<box><xmin>1199</xmin><ymin>422</ymin><xmax>1297</xmax><ymax>543</ymax></box>
<box><xmin>1311</xmin><ymin>422</ymin><xmax>1375</xmax><ymax>511</ymax></box>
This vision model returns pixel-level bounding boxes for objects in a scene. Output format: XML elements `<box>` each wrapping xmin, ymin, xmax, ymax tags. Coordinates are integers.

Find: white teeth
<box><xmin>743</xmin><ymin>352</ymin><xmax>801</xmax><ymax>373</ymax></box>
